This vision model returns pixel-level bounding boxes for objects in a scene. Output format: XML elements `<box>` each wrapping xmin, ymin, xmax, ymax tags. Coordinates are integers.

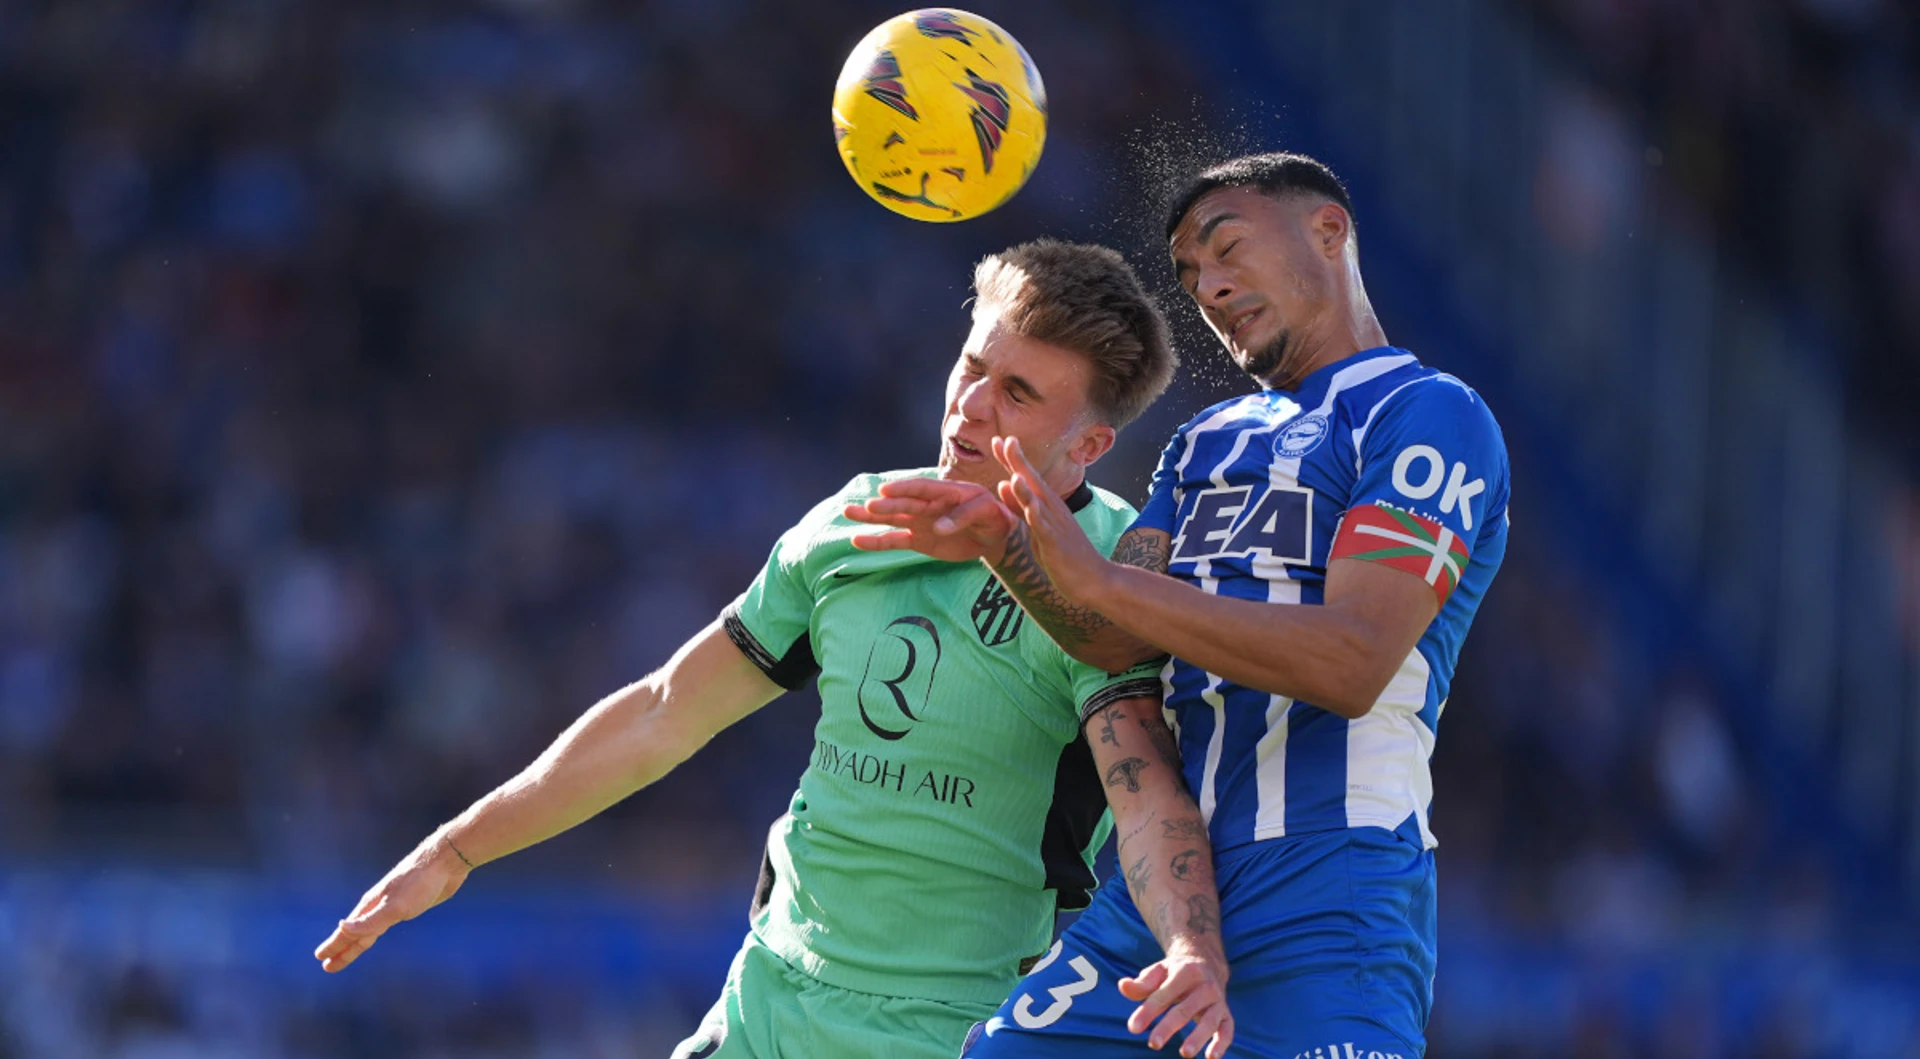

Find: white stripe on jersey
<box><xmin>1195</xmin><ymin>575</ymin><xmax>1227</xmax><ymax>826</ymax></box>
<box><xmin>1343</xmin><ymin>646</ymin><xmax>1439</xmax><ymax>848</ymax></box>
<box><xmin>1251</xmin><ymin>576</ymin><xmax>1302</xmax><ymax>841</ymax></box>
<box><xmin>1190</xmin><ymin>353</ymin><xmax>1420</xmax><ymax>834</ymax></box>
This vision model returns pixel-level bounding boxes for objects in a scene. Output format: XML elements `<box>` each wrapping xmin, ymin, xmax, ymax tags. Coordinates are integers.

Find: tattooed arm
<box><xmin>1086</xmin><ymin>697</ymin><xmax>1233</xmax><ymax>1059</ymax></box>
<box><xmin>994</xmin><ymin>521</ymin><xmax>1170</xmax><ymax>673</ymax></box>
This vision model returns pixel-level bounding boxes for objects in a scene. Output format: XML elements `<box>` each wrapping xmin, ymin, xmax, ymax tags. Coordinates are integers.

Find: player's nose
<box><xmin>956</xmin><ymin>376</ymin><xmax>992</xmax><ymax>420</ymax></box>
<box><xmin>1193</xmin><ymin>265</ymin><xmax>1235</xmax><ymax>311</ymax></box>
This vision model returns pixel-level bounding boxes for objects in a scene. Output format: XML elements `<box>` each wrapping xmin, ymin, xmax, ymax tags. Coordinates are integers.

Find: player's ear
<box><xmin>1314</xmin><ymin>202</ymin><xmax>1351</xmax><ymax>259</ymax></box>
<box><xmin>1071</xmin><ymin>421</ymin><xmax>1117</xmax><ymax>469</ymax></box>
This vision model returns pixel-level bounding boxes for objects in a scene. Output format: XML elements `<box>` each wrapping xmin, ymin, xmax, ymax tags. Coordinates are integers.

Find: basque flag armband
<box><xmin>1329</xmin><ymin>502</ymin><xmax>1471</xmax><ymax>607</ymax></box>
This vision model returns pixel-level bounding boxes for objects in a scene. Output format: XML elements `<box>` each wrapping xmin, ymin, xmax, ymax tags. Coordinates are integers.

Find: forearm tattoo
<box><xmin>1110</xmin><ymin>529</ymin><xmax>1171</xmax><ymax>573</ymax></box>
<box><xmin>1138</xmin><ymin>715</ymin><xmax>1184</xmax><ymax>774</ymax></box>
<box><xmin>1096</xmin><ymin>704</ymin><xmax>1126</xmax><ymax>746</ymax></box>
<box><xmin>1124</xmin><ymin>852</ymin><xmax>1153</xmax><ymax>895</ymax></box>
<box><xmin>1169</xmin><ymin>848</ymin><xmax>1200</xmax><ymax>882</ymax></box>
<box><xmin>1185</xmin><ymin>893</ymin><xmax>1221</xmax><ymax>936</ymax></box>
<box><xmin>1162</xmin><ymin>817</ymin><xmax>1206</xmax><ymax>840</ymax></box>
<box><xmin>1105</xmin><ymin>757</ymin><xmax>1149</xmax><ymax>793</ymax></box>
<box><xmin>993</xmin><ymin>522</ymin><xmax>1117</xmax><ymax>651</ymax></box>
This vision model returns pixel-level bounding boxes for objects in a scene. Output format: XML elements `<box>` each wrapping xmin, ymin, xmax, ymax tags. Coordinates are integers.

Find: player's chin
<box><xmin>937</xmin><ymin>461</ymin><xmax>1004</xmax><ymax>489</ymax></box>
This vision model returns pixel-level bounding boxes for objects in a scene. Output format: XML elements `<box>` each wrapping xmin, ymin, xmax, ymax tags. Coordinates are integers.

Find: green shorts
<box><xmin>671</xmin><ymin>933</ymin><xmax>997</xmax><ymax>1059</ymax></box>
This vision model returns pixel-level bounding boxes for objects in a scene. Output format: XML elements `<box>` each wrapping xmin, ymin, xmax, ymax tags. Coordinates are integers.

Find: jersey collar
<box><xmin>1064</xmin><ymin>479</ymin><xmax>1094</xmax><ymax>513</ymax></box>
<box><xmin>1278</xmin><ymin>345</ymin><xmax>1408</xmax><ymax>402</ymax></box>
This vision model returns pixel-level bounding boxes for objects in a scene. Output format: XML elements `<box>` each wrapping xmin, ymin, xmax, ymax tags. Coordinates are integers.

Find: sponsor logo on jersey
<box><xmin>1275</xmin><ymin>413</ymin><xmax>1331</xmax><ymax>458</ymax></box>
<box><xmin>811</xmin><ymin>739</ymin><xmax>978</xmax><ymax>807</ymax></box>
<box><xmin>856</xmin><ymin>616</ymin><xmax>941</xmax><ymax>739</ymax></box>
<box><xmin>1290</xmin><ymin>1045</ymin><xmax>1407</xmax><ymax>1059</ymax></box>
<box><xmin>1330</xmin><ymin>502</ymin><xmax>1470</xmax><ymax>605</ymax></box>
<box><xmin>1169</xmin><ymin>485</ymin><xmax>1313</xmax><ymax>565</ymax></box>
<box><xmin>1389</xmin><ymin>443</ymin><xmax>1485</xmax><ymax>531</ymax></box>
<box><xmin>971</xmin><ymin>575</ymin><xmax>1025</xmax><ymax>646</ymax></box>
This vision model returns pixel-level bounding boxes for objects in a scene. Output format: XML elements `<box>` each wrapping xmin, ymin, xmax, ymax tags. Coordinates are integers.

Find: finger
<box><xmin>998</xmin><ymin>436</ymin><xmax>1046</xmax><ymax>490</ymax></box>
<box><xmin>996</xmin><ymin>480</ymin><xmax>1032</xmax><ymax>521</ymax></box>
<box><xmin>1181</xmin><ymin>1009</ymin><xmax>1231</xmax><ymax>1059</ymax></box>
<box><xmin>1148</xmin><ymin>991</ymin><xmax>1211</xmax><ymax>1051</ymax></box>
<box><xmin>862</xmin><ymin>496</ymin><xmax>939</xmax><ymax>518</ymax></box>
<box><xmin>1204</xmin><ymin>1016</ymin><xmax>1235</xmax><ymax>1059</ymax></box>
<box><xmin>845</xmin><ymin>510</ymin><xmax>920</xmax><ymax>529</ymax></box>
<box><xmin>842</xmin><ymin>501</ymin><xmax>913</xmax><ymax>525</ymax></box>
<box><xmin>1125</xmin><ymin>963</ymin><xmax>1180</xmax><ymax>1034</ymax></box>
<box><xmin>935</xmin><ymin>492</ymin><xmax>1009</xmax><ymax>535</ymax></box>
<box><xmin>1205</xmin><ymin>1012</ymin><xmax>1236</xmax><ymax>1059</ymax></box>
<box><xmin>877</xmin><ymin>478</ymin><xmax>979</xmax><ymax>502</ymax></box>
<box><xmin>850</xmin><ymin>531</ymin><xmax>915</xmax><ymax>552</ymax></box>
<box><xmin>321</xmin><ymin>933</ymin><xmax>379</xmax><ymax>973</ymax></box>
<box><xmin>1117</xmin><ymin>962</ymin><xmax>1169</xmax><ymax>1002</ymax></box>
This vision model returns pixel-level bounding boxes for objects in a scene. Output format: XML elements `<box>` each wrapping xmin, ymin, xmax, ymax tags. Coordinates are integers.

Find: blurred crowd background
<box><xmin>0</xmin><ymin>0</ymin><xmax>1916</xmax><ymax>1056</ymax></box>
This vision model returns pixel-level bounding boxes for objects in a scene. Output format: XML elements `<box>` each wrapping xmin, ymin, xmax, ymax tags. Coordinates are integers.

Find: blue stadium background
<box><xmin>1</xmin><ymin>1</ymin><xmax>1917</xmax><ymax>1055</ymax></box>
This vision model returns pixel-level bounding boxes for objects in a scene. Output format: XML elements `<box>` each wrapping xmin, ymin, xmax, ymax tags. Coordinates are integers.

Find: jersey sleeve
<box><xmin>722</xmin><ymin>492</ymin><xmax>847</xmax><ymax>690</ymax></box>
<box><xmin>1127</xmin><ymin>428</ymin><xmax>1190</xmax><ymax>539</ymax></box>
<box><xmin>1068</xmin><ymin>655</ymin><xmax>1167</xmax><ymax>724</ymax></box>
<box><xmin>1332</xmin><ymin>377</ymin><xmax>1509</xmax><ymax>606</ymax></box>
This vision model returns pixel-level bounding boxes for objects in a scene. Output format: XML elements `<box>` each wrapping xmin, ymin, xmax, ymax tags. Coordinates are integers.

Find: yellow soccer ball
<box><xmin>831</xmin><ymin>9</ymin><xmax>1047</xmax><ymax>222</ymax></box>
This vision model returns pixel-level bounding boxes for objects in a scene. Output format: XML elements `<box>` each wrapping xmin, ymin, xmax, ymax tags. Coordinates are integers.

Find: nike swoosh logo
<box><xmin>985</xmin><ymin>1017</ymin><xmax>1007</xmax><ymax>1037</ymax></box>
<box><xmin>830</xmin><ymin>570</ymin><xmax>868</xmax><ymax>580</ymax></box>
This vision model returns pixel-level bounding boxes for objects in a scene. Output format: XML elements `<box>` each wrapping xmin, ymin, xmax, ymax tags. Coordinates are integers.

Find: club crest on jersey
<box><xmin>862</xmin><ymin>50</ymin><xmax>918</xmax><ymax>120</ymax></box>
<box><xmin>953</xmin><ymin>69</ymin><xmax>1011</xmax><ymax>174</ymax></box>
<box><xmin>971</xmin><ymin>575</ymin><xmax>1025</xmax><ymax>646</ymax></box>
<box><xmin>915</xmin><ymin>10</ymin><xmax>980</xmax><ymax>43</ymax></box>
<box><xmin>1169</xmin><ymin>485</ymin><xmax>1313</xmax><ymax>565</ymax></box>
<box><xmin>1275</xmin><ymin>413</ymin><xmax>1330</xmax><ymax>458</ymax></box>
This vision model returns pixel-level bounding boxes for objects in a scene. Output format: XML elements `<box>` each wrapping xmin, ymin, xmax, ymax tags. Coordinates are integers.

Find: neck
<box><xmin>1263</xmin><ymin>292</ymin><xmax>1388</xmax><ymax>390</ymax></box>
<box><xmin>1041</xmin><ymin>463</ymin><xmax>1088</xmax><ymax>500</ymax></box>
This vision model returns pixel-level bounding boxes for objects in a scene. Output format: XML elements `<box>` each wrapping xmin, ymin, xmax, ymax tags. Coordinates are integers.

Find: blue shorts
<box><xmin>962</xmin><ymin>823</ymin><xmax>1435</xmax><ymax>1059</ymax></box>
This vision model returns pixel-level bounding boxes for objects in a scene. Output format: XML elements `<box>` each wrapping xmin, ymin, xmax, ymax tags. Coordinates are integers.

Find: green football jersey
<box><xmin>722</xmin><ymin>469</ymin><xmax>1164</xmax><ymax>1006</ymax></box>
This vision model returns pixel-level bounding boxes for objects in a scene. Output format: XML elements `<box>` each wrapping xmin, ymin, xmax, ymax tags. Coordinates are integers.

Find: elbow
<box><xmin>1314</xmin><ymin>633</ymin><xmax>1403</xmax><ymax>719</ymax></box>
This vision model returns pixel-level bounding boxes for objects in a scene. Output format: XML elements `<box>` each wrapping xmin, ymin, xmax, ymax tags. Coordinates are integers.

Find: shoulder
<box><xmin>775</xmin><ymin>468</ymin><xmax>935</xmax><ymax>555</ymax></box>
<box><xmin>1176</xmin><ymin>392</ymin><xmax>1268</xmax><ymax>437</ymax></box>
<box><xmin>1075</xmin><ymin>483</ymin><xmax>1142</xmax><ymax>548</ymax></box>
<box><xmin>1349</xmin><ymin>368</ymin><xmax>1503</xmax><ymax>454</ymax></box>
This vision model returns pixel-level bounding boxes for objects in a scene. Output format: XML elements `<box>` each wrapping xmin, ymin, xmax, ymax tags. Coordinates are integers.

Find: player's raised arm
<box><xmin>845</xmin><ymin>473</ymin><xmax>1168</xmax><ymax>674</ymax></box>
<box><xmin>1085</xmin><ymin>697</ymin><xmax>1233</xmax><ymax>1059</ymax></box>
<box><xmin>313</xmin><ymin>619</ymin><xmax>784</xmax><ymax>973</ymax></box>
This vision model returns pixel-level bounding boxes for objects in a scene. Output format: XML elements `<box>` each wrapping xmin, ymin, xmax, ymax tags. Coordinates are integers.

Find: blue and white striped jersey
<box><xmin>1133</xmin><ymin>346</ymin><xmax>1509</xmax><ymax>852</ymax></box>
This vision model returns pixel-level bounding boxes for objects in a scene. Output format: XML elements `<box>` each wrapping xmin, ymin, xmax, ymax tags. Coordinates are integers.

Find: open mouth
<box><xmin>948</xmin><ymin>436</ymin><xmax>986</xmax><ymax>462</ymax></box>
<box><xmin>1228</xmin><ymin>307</ymin><xmax>1262</xmax><ymax>340</ymax></box>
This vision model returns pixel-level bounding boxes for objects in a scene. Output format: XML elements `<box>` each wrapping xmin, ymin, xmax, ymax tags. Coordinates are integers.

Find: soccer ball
<box><xmin>831</xmin><ymin>9</ymin><xmax>1047</xmax><ymax>222</ymax></box>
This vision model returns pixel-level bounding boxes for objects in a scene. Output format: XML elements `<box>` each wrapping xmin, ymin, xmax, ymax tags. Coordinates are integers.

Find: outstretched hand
<box><xmin>844</xmin><ymin>477</ymin><xmax>1019</xmax><ymax>564</ymax></box>
<box><xmin>314</xmin><ymin>835</ymin><xmax>470</xmax><ymax>973</ymax></box>
<box><xmin>1119</xmin><ymin>947</ymin><xmax>1235</xmax><ymax>1058</ymax></box>
<box><xmin>990</xmin><ymin>437</ymin><xmax>1112</xmax><ymax>604</ymax></box>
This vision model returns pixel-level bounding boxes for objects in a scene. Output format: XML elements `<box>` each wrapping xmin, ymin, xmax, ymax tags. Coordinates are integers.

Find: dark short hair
<box><xmin>972</xmin><ymin>239</ymin><xmax>1177</xmax><ymax>429</ymax></box>
<box><xmin>1163</xmin><ymin>152</ymin><xmax>1355</xmax><ymax>240</ymax></box>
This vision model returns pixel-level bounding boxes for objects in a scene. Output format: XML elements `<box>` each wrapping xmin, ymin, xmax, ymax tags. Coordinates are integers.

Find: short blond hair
<box><xmin>972</xmin><ymin>239</ymin><xmax>1177</xmax><ymax>428</ymax></box>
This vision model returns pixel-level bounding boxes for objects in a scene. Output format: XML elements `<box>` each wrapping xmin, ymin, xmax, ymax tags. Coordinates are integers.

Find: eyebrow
<box><xmin>1172</xmin><ymin>211</ymin><xmax>1243</xmax><ymax>284</ymax></box>
<box><xmin>966</xmin><ymin>352</ymin><xmax>1045</xmax><ymax>403</ymax></box>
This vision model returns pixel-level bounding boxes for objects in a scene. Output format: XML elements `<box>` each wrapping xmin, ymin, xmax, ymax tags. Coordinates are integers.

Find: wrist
<box><xmin>1165</xmin><ymin>931</ymin><xmax>1229</xmax><ymax>974</ymax></box>
<box><xmin>1079</xmin><ymin>557</ymin><xmax>1123</xmax><ymax>612</ymax></box>
<box><xmin>432</xmin><ymin>826</ymin><xmax>479</xmax><ymax>874</ymax></box>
